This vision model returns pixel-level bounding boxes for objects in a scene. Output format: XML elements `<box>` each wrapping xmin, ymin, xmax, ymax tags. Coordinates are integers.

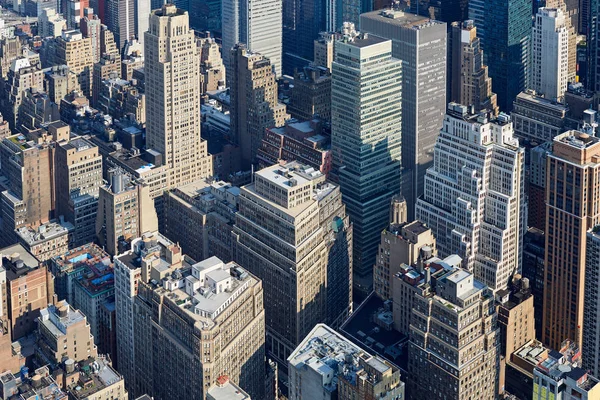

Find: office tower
<box><xmin>105</xmin><ymin>0</ymin><xmax>134</xmax><ymax>51</ymax></box>
<box><xmin>360</xmin><ymin>10</ymin><xmax>446</xmax><ymax>220</ymax></box>
<box><xmin>532</xmin><ymin>8</ymin><xmax>572</xmax><ymax>101</ymax></box>
<box><xmin>80</xmin><ymin>8</ymin><xmax>101</xmax><ymax>63</ymax></box>
<box><xmin>546</xmin><ymin>0</ymin><xmax>580</xmax><ymax>33</ymax></box>
<box><xmin>39</xmin><ymin>9</ymin><xmax>67</xmax><ymax>38</ymax></box>
<box><xmin>144</xmin><ymin>5</ymin><xmax>212</xmax><ymax>188</ymax></box>
<box><xmin>55</xmin><ymin>137</ymin><xmax>102</xmax><ymax>247</ymax></box>
<box><xmin>533</xmin><ymin>341</ymin><xmax>600</xmax><ymax>399</ymax></box>
<box><xmin>98</xmin><ymin>78</ymin><xmax>145</xmax><ymax>123</ymax></box>
<box><xmin>449</xmin><ymin>20</ymin><xmax>498</xmax><ymax>115</ymax></box>
<box><xmin>374</xmin><ymin>199</ymin><xmax>436</xmax><ymax>301</ymax></box>
<box><xmin>197</xmin><ymin>34</ymin><xmax>226</xmax><ymax>92</ymax></box>
<box><xmin>17</xmin><ymin>90</ymin><xmax>60</xmax><ymax>132</ymax></box>
<box><xmin>115</xmin><ymin>234</ymin><xmax>266</xmax><ymax>399</ymax></box>
<box><xmin>257</xmin><ymin>120</ymin><xmax>332</xmax><ymax>176</ymax></box>
<box><xmin>49</xmin><ymin>30</ymin><xmax>94</xmax><ymax>98</ymax></box>
<box><xmin>543</xmin><ymin>131</ymin><xmax>600</xmax><ymax>350</ymax></box>
<box><xmin>529</xmin><ymin>143</ymin><xmax>553</xmax><ymax>231</ymax></box>
<box><xmin>92</xmin><ymin>54</ymin><xmax>120</xmax><ymax>106</ymax></box>
<box><xmin>330</xmin><ymin>29</ymin><xmax>401</xmax><ymax>293</ymax></box>
<box><xmin>233</xmin><ymin>162</ymin><xmax>353</xmax><ymax>364</ymax></box>
<box><xmin>163</xmin><ymin>180</ymin><xmax>238</xmax><ymax>263</ymax></box>
<box><xmin>229</xmin><ymin>45</ymin><xmax>288</xmax><ymax>169</ymax></box>
<box><xmin>1</xmin><ymin>244</ymin><xmax>55</xmax><ymax>340</ymax></box>
<box><xmin>96</xmin><ymin>172</ymin><xmax>158</xmax><ymax>256</ymax></box>
<box><xmin>221</xmin><ymin>0</ymin><xmax>282</xmax><ymax>77</ymax></box>
<box><xmin>587</xmin><ymin>0</ymin><xmax>600</xmax><ymax>91</ymax></box>
<box><xmin>408</xmin><ymin>264</ymin><xmax>499</xmax><ymax>400</ymax></box>
<box><xmin>16</xmin><ymin>220</ymin><xmax>72</xmax><ymax>262</ymax></box>
<box><xmin>288</xmin><ymin>324</ymin><xmax>405</xmax><ymax>399</ymax></box>
<box><xmin>134</xmin><ymin>0</ymin><xmax>150</xmax><ymax>45</ymax></box>
<box><xmin>583</xmin><ymin>227</ymin><xmax>600</xmax><ymax>377</ymax></box>
<box><xmin>0</xmin><ymin>37</ymin><xmax>21</xmax><ymax>79</ymax></box>
<box><xmin>479</xmin><ymin>0</ymin><xmax>531</xmax><ymax>112</ymax></box>
<box><xmin>0</xmin><ymin>135</ymin><xmax>54</xmax><ymax>246</ymax></box>
<box><xmin>2</xmin><ymin>56</ymin><xmax>44</xmax><ymax>130</ymax></box>
<box><xmin>287</xmin><ymin>66</ymin><xmax>331</xmax><ymax>122</ymax></box>
<box><xmin>511</xmin><ymin>91</ymin><xmax>568</xmax><ymax>146</ymax></box>
<box><xmin>64</xmin><ymin>0</ymin><xmax>90</xmax><ymax>28</ymax></box>
<box><xmin>313</xmin><ymin>32</ymin><xmax>339</xmax><ymax>71</ymax></box>
<box><xmin>121</xmin><ymin>49</ymin><xmax>144</xmax><ymax>81</ymax></box>
<box><xmin>410</xmin><ymin>0</ymin><xmax>468</xmax><ymax>23</ymax></box>
<box><xmin>416</xmin><ymin>104</ymin><xmax>525</xmax><ymax>292</ymax></box>
<box><xmin>282</xmin><ymin>0</ymin><xmax>326</xmax><ymax>74</ymax></box>
<box><xmin>37</xmin><ymin>301</ymin><xmax>99</xmax><ymax>365</ymax></box>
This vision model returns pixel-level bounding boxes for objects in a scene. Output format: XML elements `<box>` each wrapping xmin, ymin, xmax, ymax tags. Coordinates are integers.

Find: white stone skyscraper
<box><xmin>221</xmin><ymin>0</ymin><xmax>282</xmax><ymax>76</ymax></box>
<box><xmin>416</xmin><ymin>103</ymin><xmax>525</xmax><ymax>292</ymax></box>
<box><xmin>531</xmin><ymin>8</ymin><xmax>572</xmax><ymax>101</ymax></box>
<box><xmin>331</xmin><ymin>26</ymin><xmax>402</xmax><ymax>294</ymax></box>
<box><xmin>144</xmin><ymin>5</ymin><xmax>212</xmax><ymax>188</ymax></box>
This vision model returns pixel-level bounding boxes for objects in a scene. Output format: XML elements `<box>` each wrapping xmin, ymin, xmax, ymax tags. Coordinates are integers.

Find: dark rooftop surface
<box><xmin>340</xmin><ymin>293</ymin><xmax>408</xmax><ymax>372</ymax></box>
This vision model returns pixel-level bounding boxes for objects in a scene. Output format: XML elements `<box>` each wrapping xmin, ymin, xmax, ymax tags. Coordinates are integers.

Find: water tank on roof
<box><xmin>65</xmin><ymin>359</ymin><xmax>75</xmax><ymax>373</ymax></box>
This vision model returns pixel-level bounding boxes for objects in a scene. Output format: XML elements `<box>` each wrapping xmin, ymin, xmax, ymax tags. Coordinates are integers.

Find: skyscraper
<box><xmin>229</xmin><ymin>45</ymin><xmax>288</xmax><ymax>169</ymax></box>
<box><xmin>282</xmin><ymin>0</ymin><xmax>326</xmax><ymax>73</ymax></box>
<box><xmin>448</xmin><ymin>20</ymin><xmax>498</xmax><ymax>115</ymax></box>
<box><xmin>330</xmin><ymin>27</ymin><xmax>402</xmax><ymax>294</ymax></box>
<box><xmin>105</xmin><ymin>0</ymin><xmax>134</xmax><ymax>51</ymax></box>
<box><xmin>408</xmin><ymin>263</ymin><xmax>499</xmax><ymax>400</ymax></box>
<box><xmin>543</xmin><ymin>130</ymin><xmax>600</xmax><ymax>350</ymax></box>
<box><xmin>531</xmin><ymin>8</ymin><xmax>572</xmax><ymax>101</ymax></box>
<box><xmin>144</xmin><ymin>5</ymin><xmax>212</xmax><ymax>188</ymax></box>
<box><xmin>583</xmin><ymin>227</ymin><xmax>600</xmax><ymax>377</ymax></box>
<box><xmin>360</xmin><ymin>9</ymin><xmax>446</xmax><ymax>220</ymax></box>
<box><xmin>221</xmin><ymin>0</ymin><xmax>283</xmax><ymax>76</ymax></box>
<box><xmin>476</xmin><ymin>0</ymin><xmax>531</xmax><ymax>111</ymax></box>
<box><xmin>233</xmin><ymin>162</ymin><xmax>353</xmax><ymax>365</ymax></box>
<box><xmin>416</xmin><ymin>103</ymin><xmax>525</xmax><ymax>292</ymax></box>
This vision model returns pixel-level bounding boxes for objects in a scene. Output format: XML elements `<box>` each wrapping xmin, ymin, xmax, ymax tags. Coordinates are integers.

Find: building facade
<box><xmin>416</xmin><ymin>103</ymin><xmax>525</xmax><ymax>292</ymax></box>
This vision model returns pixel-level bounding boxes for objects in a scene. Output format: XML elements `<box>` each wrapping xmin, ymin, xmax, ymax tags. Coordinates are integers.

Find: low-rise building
<box><xmin>288</xmin><ymin>323</ymin><xmax>405</xmax><ymax>400</ymax></box>
<box><xmin>0</xmin><ymin>366</ymin><xmax>67</xmax><ymax>399</ymax></box>
<box><xmin>533</xmin><ymin>341</ymin><xmax>600</xmax><ymax>399</ymax></box>
<box><xmin>511</xmin><ymin>91</ymin><xmax>567</xmax><ymax>146</ymax></box>
<box><xmin>16</xmin><ymin>220</ymin><xmax>73</xmax><ymax>262</ymax></box>
<box><xmin>206</xmin><ymin>376</ymin><xmax>250</xmax><ymax>400</ymax></box>
<box><xmin>56</xmin><ymin>356</ymin><xmax>127</xmax><ymax>400</ymax></box>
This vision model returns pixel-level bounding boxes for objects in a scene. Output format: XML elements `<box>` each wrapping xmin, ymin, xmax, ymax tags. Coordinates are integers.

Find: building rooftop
<box><xmin>68</xmin><ymin>356</ymin><xmax>123</xmax><ymax>400</ymax></box>
<box><xmin>16</xmin><ymin>220</ymin><xmax>73</xmax><ymax>247</ymax></box>
<box><xmin>0</xmin><ymin>244</ymin><xmax>40</xmax><ymax>279</ymax></box>
<box><xmin>39</xmin><ymin>302</ymin><xmax>86</xmax><ymax>338</ymax></box>
<box><xmin>555</xmin><ymin>130</ymin><xmax>600</xmax><ymax>149</ymax></box>
<box><xmin>289</xmin><ymin>324</ymin><xmax>398</xmax><ymax>392</ymax></box>
<box><xmin>74</xmin><ymin>261</ymin><xmax>114</xmax><ymax>297</ymax></box>
<box><xmin>51</xmin><ymin>244</ymin><xmax>111</xmax><ymax>275</ymax></box>
<box><xmin>206</xmin><ymin>376</ymin><xmax>250</xmax><ymax>400</ymax></box>
<box><xmin>361</xmin><ymin>8</ymin><xmax>444</xmax><ymax>29</ymax></box>
<box><xmin>515</xmin><ymin>91</ymin><xmax>568</xmax><ymax>112</ymax></box>
<box><xmin>0</xmin><ymin>366</ymin><xmax>67</xmax><ymax>400</ymax></box>
<box><xmin>341</xmin><ymin>32</ymin><xmax>388</xmax><ymax>48</ymax></box>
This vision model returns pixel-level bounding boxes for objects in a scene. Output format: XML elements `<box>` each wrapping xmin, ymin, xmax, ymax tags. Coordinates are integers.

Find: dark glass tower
<box><xmin>484</xmin><ymin>0</ymin><xmax>532</xmax><ymax>112</ymax></box>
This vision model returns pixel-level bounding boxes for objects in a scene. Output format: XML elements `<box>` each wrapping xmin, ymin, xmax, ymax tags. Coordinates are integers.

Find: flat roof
<box><xmin>361</xmin><ymin>9</ymin><xmax>444</xmax><ymax>29</ymax></box>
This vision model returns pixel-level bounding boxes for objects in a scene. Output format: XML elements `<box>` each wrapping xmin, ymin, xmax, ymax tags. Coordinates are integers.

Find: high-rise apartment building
<box><xmin>38</xmin><ymin>9</ymin><xmax>67</xmax><ymax>38</ymax></box>
<box><xmin>448</xmin><ymin>20</ymin><xmax>498</xmax><ymax>115</ymax></box>
<box><xmin>144</xmin><ymin>5</ymin><xmax>212</xmax><ymax>188</ymax></box>
<box><xmin>472</xmin><ymin>0</ymin><xmax>531</xmax><ymax>111</ymax></box>
<box><xmin>287</xmin><ymin>66</ymin><xmax>331</xmax><ymax>123</ymax></box>
<box><xmin>80</xmin><ymin>8</ymin><xmax>101</xmax><ymax>63</ymax></box>
<box><xmin>96</xmin><ymin>172</ymin><xmax>158</xmax><ymax>257</ymax></box>
<box><xmin>288</xmin><ymin>324</ymin><xmax>405</xmax><ymax>399</ymax></box>
<box><xmin>221</xmin><ymin>0</ymin><xmax>282</xmax><ymax>77</ymax></box>
<box><xmin>583</xmin><ymin>227</ymin><xmax>600</xmax><ymax>377</ymax></box>
<box><xmin>330</xmin><ymin>29</ymin><xmax>401</xmax><ymax>293</ymax></box>
<box><xmin>105</xmin><ymin>0</ymin><xmax>134</xmax><ymax>51</ymax></box>
<box><xmin>55</xmin><ymin>137</ymin><xmax>102</xmax><ymax>247</ymax></box>
<box><xmin>198</xmin><ymin>34</ymin><xmax>226</xmax><ymax>93</ymax></box>
<box><xmin>313</xmin><ymin>32</ymin><xmax>339</xmax><ymax>71</ymax></box>
<box><xmin>2</xmin><ymin>56</ymin><xmax>44</xmax><ymax>130</ymax></box>
<box><xmin>416</xmin><ymin>103</ymin><xmax>525</xmax><ymax>292</ymax></box>
<box><xmin>360</xmin><ymin>10</ymin><xmax>446</xmax><ymax>221</ymax></box>
<box><xmin>229</xmin><ymin>45</ymin><xmax>288</xmax><ymax>169</ymax></box>
<box><xmin>233</xmin><ymin>162</ymin><xmax>353</xmax><ymax>365</ymax></box>
<box><xmin>408</xmin><ymin>264</ymin><xmax>499</xmax><ymax>399</ymax></box>
<box><xmin>532</xmin><ymin>8</ymin><xmax>572</xmax><ymax>101</ymax></box>
<box><xmin>92</xmin><ymin>54</ymin><xmax>120</xmax><ymax>107</ymax></box>
<box><xmin>543</xmin><ymin>130</ymin><xmax>600</xmax><ymax>350</ymax></box>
